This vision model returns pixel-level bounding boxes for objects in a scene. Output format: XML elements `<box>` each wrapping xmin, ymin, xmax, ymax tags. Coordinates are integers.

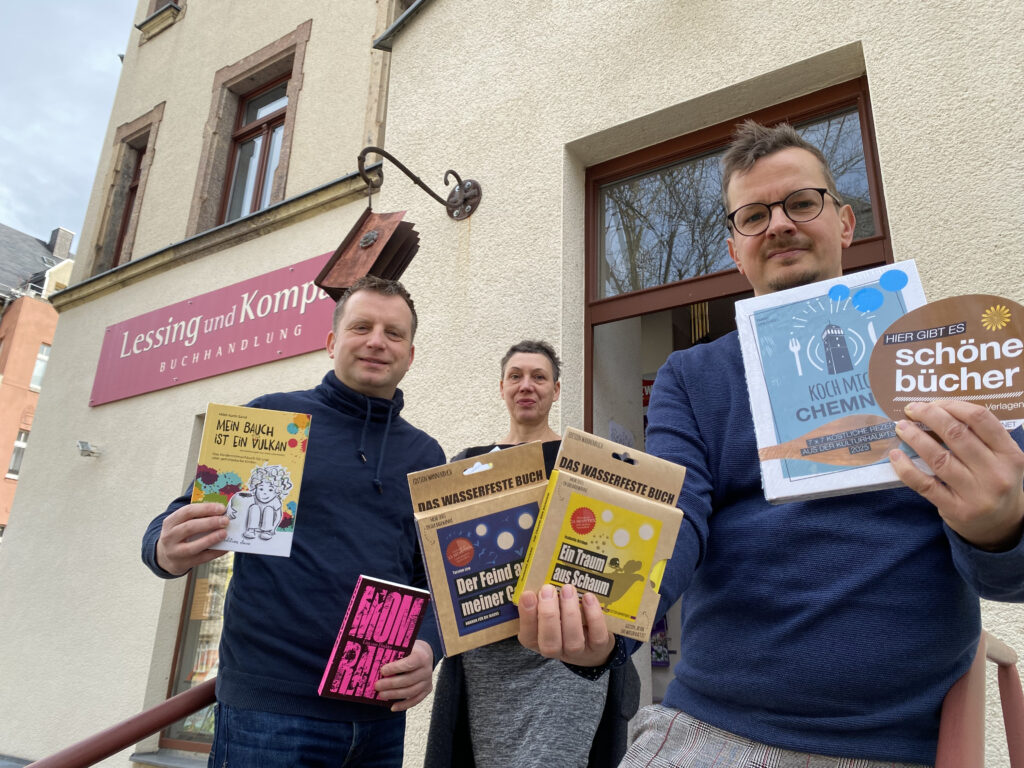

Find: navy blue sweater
<box><xmin>142</xmin><ymin>372</ymin><xmax>445</xmax><ymax>722</ymax></box>
<box><xmin>643</xmin><ymin>331</ymin><xmax>1024</xmax><ymax>764</ymax></box>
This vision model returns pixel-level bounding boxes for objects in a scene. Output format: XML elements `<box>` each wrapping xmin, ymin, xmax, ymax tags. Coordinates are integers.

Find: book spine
<box><xmin>414</xmin><ymin>520</ymin><xmax>450</xmax><ymax>658</ymax></box>
<box><xmin>318</xmin><ymin>574</ymin><xmax>366</xmax><ymax>696</ymax></box>
<box><xmin>512</xmin><ymin>470</ymin><xmax>558</xmax><ymax>605</ymax></box>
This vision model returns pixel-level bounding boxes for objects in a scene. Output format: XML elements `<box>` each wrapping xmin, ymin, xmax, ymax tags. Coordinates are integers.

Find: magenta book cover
<box><xmin>318</xmin><ymin>575</ymin><xmax>430</xmax><ymax>705</ymax></box>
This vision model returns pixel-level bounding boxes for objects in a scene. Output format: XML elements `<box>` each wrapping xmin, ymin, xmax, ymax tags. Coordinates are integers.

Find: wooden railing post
<box><xmin>936</xmin><ymin>632</ymin><xmax>1024</xmax><ymax>768</ymax></box>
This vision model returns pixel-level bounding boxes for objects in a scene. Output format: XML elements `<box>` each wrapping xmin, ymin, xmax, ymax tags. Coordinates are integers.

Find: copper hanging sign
<box><xmin>314</xmin><ymin>208</ymin><xmax>420</xmax><ymax>300</ymax></box>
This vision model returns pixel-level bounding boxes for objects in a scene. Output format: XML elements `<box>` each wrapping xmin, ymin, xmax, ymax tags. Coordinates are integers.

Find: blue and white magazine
<box><xmin>735</xmin><ymin>260</ymin><xmax>928</xmax><ymax>503</ymax></box>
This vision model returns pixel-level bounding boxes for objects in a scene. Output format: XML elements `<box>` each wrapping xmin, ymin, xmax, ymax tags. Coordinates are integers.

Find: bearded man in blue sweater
<box><xmin>143</xmin><ymin>276</ymin><xmax>445</xmax><ymax>767</ymax></box>
<box><xmin>519</xmin><ymin>122</ymin><xmax>1024</xmax><ymax>767</ymax></box>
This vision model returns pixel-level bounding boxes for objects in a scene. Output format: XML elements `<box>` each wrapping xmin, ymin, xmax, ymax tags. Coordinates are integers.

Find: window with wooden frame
<box><xmin>91</xmin><ymin>103</ymin><xmax>164</xmax><ymax>277</ymax></box>
<box><xmin>157</xmin><ymin>411</ymin><xmax>233</xmax><ymax>752</ymax></box>
<box><xmin>584</xmin><ymin>78</ymin><xmax>890</xmax><ymax>431</ymax></box>
<box><xmin>6</xmin><ymin>430</ymin><xmax>29</xmax><ymax>479</ymax></box>
<box><xmin>187</xmin><ymin>20</ymin><xmax>311</xmax><ymax>237</ymax></box>
<box><xmin>221</xmin><ymin>77</ymin><xmax>290</xmax><ymax>224</ymax></box>
<box><xmin>112</xmin><ymin>141</ymin><xmax>145</xmax><ymax>267</ymax></box>
<box><xmin>161</xmin><ymin>553</ymin><xmax>234</xmax><ymax>750</ymax></box>
<box><xmin>29</xmin><ymin>343</ymin><xmax>50</xmax><ymax>390</ymax></box>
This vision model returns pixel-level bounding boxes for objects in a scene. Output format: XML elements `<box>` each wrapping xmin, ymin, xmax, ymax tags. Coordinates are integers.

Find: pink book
<box><xmin>318</xmin><ymin>575</ymin><xmax>430</xmax><ymax>705</ymax></box>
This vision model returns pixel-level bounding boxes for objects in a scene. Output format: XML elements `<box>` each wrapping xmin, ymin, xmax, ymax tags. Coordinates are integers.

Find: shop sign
<box><xmin>90</xmin><ymin>254</ymin><xmax>335</xmax><ymax>406</ymax></box>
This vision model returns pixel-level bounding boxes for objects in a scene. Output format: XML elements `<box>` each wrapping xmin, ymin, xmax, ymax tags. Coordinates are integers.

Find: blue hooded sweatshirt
<box><xmin>142</xmin><ymin>371</ymin><xmax>445</xmax><ymax>722</ymax></box>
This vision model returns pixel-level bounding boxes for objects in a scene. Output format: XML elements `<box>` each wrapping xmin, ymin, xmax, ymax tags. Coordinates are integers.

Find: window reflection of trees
<box><xmin>798</xmin><ymin>110</ymin><xmax>874</xmax><ymax>241</ymax></box>
<box><xmin>598</xmin><ymin>108</ymin><xmax>874</xmax><ymax>299</ymax></box>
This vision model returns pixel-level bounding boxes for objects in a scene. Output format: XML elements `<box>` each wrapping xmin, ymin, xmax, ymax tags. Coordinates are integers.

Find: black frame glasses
<box><xmin>727</xmin><ymin>187</ymin><xmax>840</xmax><ymax>236</ymax></box>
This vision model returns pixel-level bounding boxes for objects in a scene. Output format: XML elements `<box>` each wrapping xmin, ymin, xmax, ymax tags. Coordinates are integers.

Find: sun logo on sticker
<box><xmin>981</xmin><ymin>304</ymin><xmax>1012</xmax><ymax>331</ymax></box>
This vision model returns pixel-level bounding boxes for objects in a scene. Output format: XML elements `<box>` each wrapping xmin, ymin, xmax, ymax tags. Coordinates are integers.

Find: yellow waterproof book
<box><xmin>190</xmin><ymin>403</ymin><xmax>311</xmax><ymax>558</ymax></box>
<box><xmin>513</xmin><ymin>428</ymin><xmax>686</xmax><ymax>642</ymax></box>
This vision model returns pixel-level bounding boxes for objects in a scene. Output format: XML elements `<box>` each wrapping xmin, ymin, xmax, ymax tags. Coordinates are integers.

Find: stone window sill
<box><xmin>136</xmin><ymin>3</ymin><xmax>184</xmax><ymax>43</ymax></box>
<box><xmin>131</xmin><ymin>749</ymin><xmax>207</xmax><ymax>768</ymax></box>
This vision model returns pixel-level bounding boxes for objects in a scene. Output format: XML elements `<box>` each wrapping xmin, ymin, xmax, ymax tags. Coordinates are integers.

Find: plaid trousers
<box><xmin>619</xmin><ymin>705</ymin><xmax>931</xmax><ymax>768</ymax></box>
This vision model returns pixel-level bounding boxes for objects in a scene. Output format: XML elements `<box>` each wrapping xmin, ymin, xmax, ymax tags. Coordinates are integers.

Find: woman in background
<box><xmin>425</xmin><ymin>340</ymin><xmax>639</xmax><ymax>768</ymax></box>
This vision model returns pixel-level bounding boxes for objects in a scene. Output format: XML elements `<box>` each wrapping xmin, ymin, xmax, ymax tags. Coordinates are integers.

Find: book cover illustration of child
<box><xmin>191</xmin><ymin>405</ymin><xmax>310</xmax><ymax>557</ymax></box>
<box><xmin>226</xmin><ymin>463</ymin><xmax>293</xmax><ymax>540</ymax></box>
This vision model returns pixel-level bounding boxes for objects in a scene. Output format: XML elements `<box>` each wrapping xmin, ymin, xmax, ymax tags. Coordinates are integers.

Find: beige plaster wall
<box><xmin>43</xmin><ymin>259</ymin><xmax>74</xmax><ymax>297</ymax></box>
<box><xmin>0</xmin><ymin>1</ymin><xmax>446</xmax><ymax>763</ymax></box>
<box><xmin>2</xmin><ymin>0</ymin><xmax>1022</xmax><ymax>764</ymax></box>
<box><xmin>383</xmin><ymin>0</ymin><xmax>1024</xmax><ymax>445</ymax></box>
<box><xmin>72</xmin><ymin>0</ymin><xmax>381</xmax><ymax>286</ymax></box>
<box><xmin>374</xmin><ymin>0</ymin><xmax>1024</xmax><ymax>764</ymax></box>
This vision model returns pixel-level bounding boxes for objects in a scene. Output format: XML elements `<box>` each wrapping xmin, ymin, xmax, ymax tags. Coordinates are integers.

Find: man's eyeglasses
<box><xmin>727</xmin><ymin>187</ymin><xmax>841</xmax><ymax>236</ymax></box>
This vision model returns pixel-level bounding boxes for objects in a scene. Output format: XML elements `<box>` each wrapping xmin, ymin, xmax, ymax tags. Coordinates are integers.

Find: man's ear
<box><xmin>727</xmin><ymin>237</ymin><xmax>744</xmax><ymax>274</ymax></box>
<box><xmin>325</xmin><ymin>331</ymin><xmax>336</xmax><ymax>357</ymax></box>
<box><xmin>407</xmin><ymin>344</ymin><xmax>415</xmax><ymax>369</ymax></box>
<box><xmin>839</xmin><ymin>205</ymin><xmax>856</xmax><ymax>248</ymax></box>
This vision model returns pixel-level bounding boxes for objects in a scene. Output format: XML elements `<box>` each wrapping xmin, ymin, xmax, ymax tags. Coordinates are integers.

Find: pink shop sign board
<box><xmin>90</xmin><ymin>254</ymin><xmax>335</xmax><ymax>406</ymax></box>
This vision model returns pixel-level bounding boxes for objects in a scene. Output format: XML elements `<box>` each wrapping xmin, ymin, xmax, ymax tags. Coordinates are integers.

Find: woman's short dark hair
<box><xmin>500</xmin><ymin>340</ymin><xmax>561</xmax><ymax>382</ymax></box>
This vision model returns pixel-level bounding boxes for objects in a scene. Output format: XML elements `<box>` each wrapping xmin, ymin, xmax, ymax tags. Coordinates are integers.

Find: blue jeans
<box><xmin>207</xmin><ymin>702</ymin><xmax>406</xmax><ymax>768</ymax></box>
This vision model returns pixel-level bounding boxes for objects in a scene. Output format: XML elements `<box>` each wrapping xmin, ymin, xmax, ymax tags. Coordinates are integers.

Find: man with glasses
<box><xmin>519</xmin><ymin>121</ymin><xmax>1024</xmax><ymax>767</ymax></box>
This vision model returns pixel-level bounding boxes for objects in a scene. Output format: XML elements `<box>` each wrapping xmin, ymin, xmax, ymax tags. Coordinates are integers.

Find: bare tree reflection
<box><xmin>598</xmin><ymin>108</ymin><xmax>875</xmax><ymax>298</ymax></box>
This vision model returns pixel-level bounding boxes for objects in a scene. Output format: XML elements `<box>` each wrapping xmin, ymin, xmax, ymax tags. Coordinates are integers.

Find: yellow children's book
<box><xmin>190</xmin><ymin>403</ymin><xmax>311</xmax><ymax>558</ymax></box>
<box><xmin>513</xmin><ymin>428</ymin><xmax>686</xmax><ymax>642</ymax></box>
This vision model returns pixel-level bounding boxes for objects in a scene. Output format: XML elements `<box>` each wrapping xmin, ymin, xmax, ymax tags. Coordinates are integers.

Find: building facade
<box><xmin>0</xmin><ymin>297</ymin><xmax>57</xmax><ymax>538</ymax></box>
<box><xmin>0</xmin><ymin>224</ymin><xmax>72</xmax><ymax>540</ymax></box>
<box><xmin>0</xmin><ymin>0</ymin><xmax>1021</xmax><ymax>765</ymax></box>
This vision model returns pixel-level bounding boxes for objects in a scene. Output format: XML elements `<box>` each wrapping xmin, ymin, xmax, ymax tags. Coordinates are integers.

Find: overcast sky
<box><xmin>0</xmin><ymin>0</ymin><xmax>139</xmax><ymax>251</ymax></box>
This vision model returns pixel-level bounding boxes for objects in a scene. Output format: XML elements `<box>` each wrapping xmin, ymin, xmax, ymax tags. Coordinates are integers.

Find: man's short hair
<box><xmin>500</xmin><ymin>340</ymin><xmax>562</xmax><ymax>382</ymax></box>
<box><xmin>332</xmin><ymin>275</ymin><xmax>418</xmax><ymax>339</ymax></box>
<box><xmin>720</xmin><ymin>120</ymin><xmax>843</xmax><ymax>212</ymax></box>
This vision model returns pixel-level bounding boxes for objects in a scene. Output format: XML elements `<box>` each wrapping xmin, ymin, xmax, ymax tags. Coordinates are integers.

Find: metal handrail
<box><xmin>25</xmin><ymin>679</ymin><xmax>216</xmax><ymax>768</ymax></box>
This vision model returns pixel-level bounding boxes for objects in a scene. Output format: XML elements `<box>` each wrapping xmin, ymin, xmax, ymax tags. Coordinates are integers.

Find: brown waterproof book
<box><xmin>408</xmin><ymin>443</ymin><xmax>548</xmax><ymax>656</ymax></box>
